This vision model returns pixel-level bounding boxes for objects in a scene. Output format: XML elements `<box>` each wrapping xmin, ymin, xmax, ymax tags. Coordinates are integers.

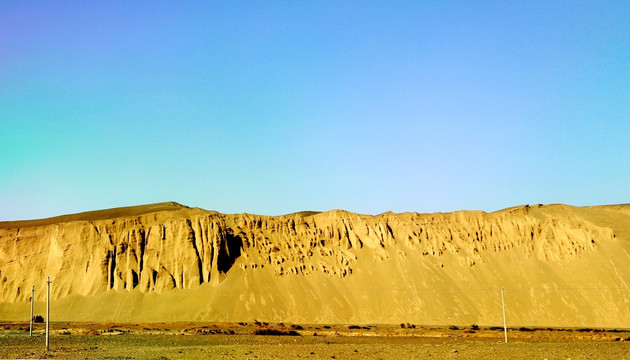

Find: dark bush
<box><xmin>348</xmin><ymin>325</ymin><xmax>361</xmax><ymax>329</ymax></box>
<box><xmin>470</xmin><ymin>324</ymin><xmax>480</xmax><ymax>331</ymax></box>
<box><xmin>253</xmin><ymin>329</ymin><xmax>299</xmax><ymax>336</ymax></box>
<box><xmin>449</xmin><ymin>325</ymin><xmax>459</xmax><ymax>330</ymax></box>
<box><xmin>33</xmin><ymin>315</ymin><xmax>44</xmax><ymax>323</ymax></box>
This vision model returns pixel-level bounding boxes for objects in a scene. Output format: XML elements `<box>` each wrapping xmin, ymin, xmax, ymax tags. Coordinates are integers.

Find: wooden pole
<box><xmin>30</xmin><ymin>285</ymin><xmax>34</xmax><ymax>336</ymax></box>
<box><xmin>46</xmin><ymin>277</ymin><xmax>52</xmax><ymax>351</ymax></box>
<box><xmin>501</xmin><ymin>287</ymin><xmax>508</xmax><ymax>343</ymax></box>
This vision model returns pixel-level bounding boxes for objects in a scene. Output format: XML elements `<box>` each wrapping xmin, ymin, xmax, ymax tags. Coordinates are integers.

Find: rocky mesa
<box><xmin>1</xmin><ymin>202</ymin><xmax>629</xmax><ymax>327</ymax></box>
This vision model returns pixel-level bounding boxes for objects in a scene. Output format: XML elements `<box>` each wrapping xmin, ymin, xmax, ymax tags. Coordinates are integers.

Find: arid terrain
<box><xmin>1</xmin><ymin>202</ymin><xmax>630</xmax><ymax>328</ymax></box>
<box><xmin>1</xmin><ymin>203</ymin><xmax>630</xmax><ymax>358</ymax></box>
<box><xmin>1</xmin><ymin>322</ymin><xmax>629</xmax><ymax>359</ymax></box>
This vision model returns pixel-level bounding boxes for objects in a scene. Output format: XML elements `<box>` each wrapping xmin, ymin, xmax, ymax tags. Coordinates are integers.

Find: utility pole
<box><xmin>46</xmin><ymin>277</ymin><xmax>52</xmax><ymax>351</ymax></box>
<box><xmin>30</xmin><ymin>285</ymin><xmax>34</xmax><ymax>336</ymax></box>
<box><xmin>501</xmin><ymin>287</ymin><xmax>508</xmax><ymax>343</ymax></box>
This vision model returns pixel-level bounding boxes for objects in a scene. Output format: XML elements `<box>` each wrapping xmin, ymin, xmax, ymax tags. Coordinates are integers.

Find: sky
<box><xmin>1</xmin><ymin>1</ymin><xmax>629</xmax><ymax>220</ymax></box>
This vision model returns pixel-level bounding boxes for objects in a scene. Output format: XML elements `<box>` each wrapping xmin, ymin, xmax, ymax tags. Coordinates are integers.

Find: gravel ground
<box><xmin>1</xmin><ymin>333</ymin><xmax>630</xmax><ymax>360</ymax></box>
<box><xmin>1</xmin><ymin>323</ymin><xmax>629</xmax><ymax>359</ymax></box>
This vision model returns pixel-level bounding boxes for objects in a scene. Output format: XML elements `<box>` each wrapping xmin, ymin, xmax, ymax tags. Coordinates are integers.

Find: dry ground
<box><xmin>1</xmin><ymin>322</ymin><xmax>629</xmax><ymax>359</ymax></box>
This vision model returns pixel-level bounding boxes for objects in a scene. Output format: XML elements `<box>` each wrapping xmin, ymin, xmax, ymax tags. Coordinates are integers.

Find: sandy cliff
<box><xmin>1</xmin><ymin>202</ymin><xmax>629</xmax><ymax>327</ymax></box>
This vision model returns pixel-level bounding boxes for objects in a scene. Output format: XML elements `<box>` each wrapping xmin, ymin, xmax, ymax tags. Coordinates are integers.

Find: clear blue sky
<box><xmin>1</xmin><ymin>1</ymin><xmax>629</xmax><ymax>220</ymax></box>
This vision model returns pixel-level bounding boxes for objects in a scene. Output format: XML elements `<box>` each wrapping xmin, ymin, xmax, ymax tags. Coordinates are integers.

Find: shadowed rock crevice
<box><xmin>109</xmin><ymin>247</ymin><xmax>116</xmax><ymax>290</ymax></box>
<box><xmin>131</xmin><ymin>270</ymin><xmax>138</xmax><ymax>289</ymax></box>
<box><xmin>217</xmin><ymin>231</ymin><xmax>243</xmax><ymax>273</ymax></box>
<box><xmin>138</xmin><ymin>229</ymin><xmax>146</xmax><ymax>279</ymax></box>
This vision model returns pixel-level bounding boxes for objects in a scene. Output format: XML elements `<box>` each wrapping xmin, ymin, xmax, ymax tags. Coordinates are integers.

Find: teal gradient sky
<box><xmin>1</xmin><ymin>1</ymin><xmax>629</xmax><ymax>220</ymax></box>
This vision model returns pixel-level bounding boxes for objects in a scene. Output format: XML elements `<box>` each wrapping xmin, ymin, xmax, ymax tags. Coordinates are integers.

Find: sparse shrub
<box><xmin>33</xmin><ymin>315</ymin><xmax>44</xmax><ymax>323</ymax></box>
<box><xmin>323</xmin><ymin>325</ymin><xmax>331</xmax><ymax>329</ymax></box>
<box><xmin>400</xmin><ymin>323</ymin><xmax>406</xmax><ymax>329</ymax></box>
<box><xmin>253</xmin><ymin>329</ymin><xmax>299</xmax><ymax>336</ymax></box>
<box><xmin>519</xmin><ymin>327</ymin><xmax>533</xmax><ymax>332</ymax></box>
<box><xmin>488</xmin><ymin>326</ymin><xmax>503</xmax><ymax>331</ymax></box>
<box><xmin>470</xmin><ymin>324</ymin><xmax>480</xmax><ymax>331</ymax></box>
<box><xmin>449</xmin><ymin>325</ymin><xmax>459</xmax><ymax>330</ymax></box>
<box><xmin>290</xmin><ymin>324</ymin><xmax>304</xmax><ymax>330</ymax></box>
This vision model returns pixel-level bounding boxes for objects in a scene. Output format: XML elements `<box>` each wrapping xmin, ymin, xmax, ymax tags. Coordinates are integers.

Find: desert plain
<box><xmin>2</xmin><ymin>321</ymin><xmax>630</xmax><ymax>359</ymax></box>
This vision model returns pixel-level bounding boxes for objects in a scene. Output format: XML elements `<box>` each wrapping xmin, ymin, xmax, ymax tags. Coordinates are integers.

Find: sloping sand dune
<box><xmin>1</xmin><ymin>203</ymin><xmax>629</xmax><ymax>327</ymax></box>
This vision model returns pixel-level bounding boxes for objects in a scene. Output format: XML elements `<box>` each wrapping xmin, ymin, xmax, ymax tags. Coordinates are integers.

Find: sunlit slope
<box><xmin>0</xmin><ymin>202</ymin><xmax>188</xmax><ymax>229</ymax></box>
<box><xmin>1</xmin><ymin>203</ymin><xmax>629</xmax><ymax>327</ymax></box>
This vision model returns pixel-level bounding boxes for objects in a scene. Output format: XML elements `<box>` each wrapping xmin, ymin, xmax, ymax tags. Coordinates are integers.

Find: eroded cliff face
<box><xmin>0</xmin><ymin>210</ymin><xmax>240</xmax><ymax>302</ymax></box>
<box><xmin>0</xmin><ymin>204</ymin><xmax>617</xmax><ymax>304</ymax></box>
